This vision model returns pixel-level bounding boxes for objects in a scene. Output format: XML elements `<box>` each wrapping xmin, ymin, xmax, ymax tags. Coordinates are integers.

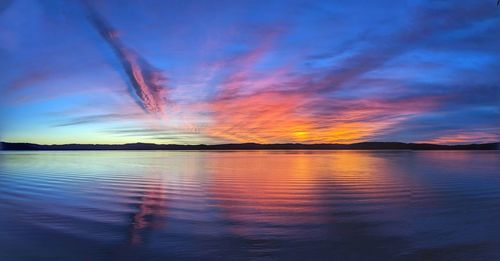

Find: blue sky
<box><xmin>0</xmin><ymin>0</ymin><xmax>499</xmax><ymax>144</ymax></box>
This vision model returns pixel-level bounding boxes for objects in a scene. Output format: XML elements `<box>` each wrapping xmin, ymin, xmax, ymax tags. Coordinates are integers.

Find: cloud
<box><xmin>2</xmin><ymin>0</ymin><xmax>498</xmax><ymax>144</ymax></box>
<box><xmin>102</xmin><ymin>126</ymin><xmax>211</xmax><ymax>144</ymax></box>
<box><xmin>0</xmin><ymin>0</ymin><xmax>13</xmax><ymax>14</ymax></box>
<box><xmin>52</xmin><ymin>112</ymin><xmax>144</xmax><ymax>127</ymax></box>
<box><xmin>197</xmin><ymin>1</ymin><xmax>499</xmax><ymax>144</ymax></box>
<box><xmin>419</xmin><ymin>130</ymin><xmax>499</xmax><ymax>145</ymax></box>
<box><xmin>82</xmin><ymin>0</ymin><xmax>167</xmax><ymax>114</ymax></box>
<box><xmin>302</xmin><ymin>1</ymin><xmax>498</xmax><ymax>94</ymax></box>
<box><xmin>204</xmin><ymin>87</ymin><xmax>441</xmax><ymax>144</ymax></box>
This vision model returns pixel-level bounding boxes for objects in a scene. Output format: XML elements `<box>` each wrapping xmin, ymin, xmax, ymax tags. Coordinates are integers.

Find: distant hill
<box><xmin>1</xmin><ymin>141</ymin><xmax>498</xmax><ymax>150</ymax></box>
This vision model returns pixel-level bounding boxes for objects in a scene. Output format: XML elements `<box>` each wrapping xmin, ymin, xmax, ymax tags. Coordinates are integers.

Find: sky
<box><xmin>0</xmin><ymin>0</ymin><xmax>499</xmax><ymax>145</ymax></box>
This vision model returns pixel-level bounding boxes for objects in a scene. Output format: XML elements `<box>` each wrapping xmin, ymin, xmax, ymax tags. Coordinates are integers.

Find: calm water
<box><xmin>0</xmin><ymin>150</ymin><xmax>499</xmax><ymax>260</ymax></box>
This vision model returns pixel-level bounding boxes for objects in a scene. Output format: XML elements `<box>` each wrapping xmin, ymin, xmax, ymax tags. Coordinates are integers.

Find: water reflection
<box><xmin>127</xmin><ymin>172</ymin><xmax>168</xmax><ymax>246</ymax></box>
<box><xmin>0</xmin><ymin>151</ymin><xmax>499</xmax><ymax>260</ymax></box>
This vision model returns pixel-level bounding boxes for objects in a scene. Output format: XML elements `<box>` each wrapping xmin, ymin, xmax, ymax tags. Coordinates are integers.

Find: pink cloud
<box><xmin>83</xmin><ymin>0</ymin><xmax>167</xmax><ymax>114</ymax></box>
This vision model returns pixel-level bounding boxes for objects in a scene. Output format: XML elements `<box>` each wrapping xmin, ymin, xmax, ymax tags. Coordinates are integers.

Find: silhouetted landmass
<box><xmin>1</xmin><ymin>141</ymin><xmax>498</xmax><ymax>150</ymax></box>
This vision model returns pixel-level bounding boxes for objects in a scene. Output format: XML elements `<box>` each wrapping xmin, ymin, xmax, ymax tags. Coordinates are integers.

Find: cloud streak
<box><xmin>82</xmin><ymin>0</ymin><xmax>166</xmax><ymax>114</ymax></box>
<box><xmin>2</xmin><ymin>0</ymin><xmax>498</xmax><ymax>145</ymax></box>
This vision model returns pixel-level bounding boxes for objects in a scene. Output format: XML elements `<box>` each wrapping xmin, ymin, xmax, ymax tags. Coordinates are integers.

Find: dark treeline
<box><xmin>1</xmin><ymin>142</ymin><xmax>498</xmax><ymax>150</ymax></box>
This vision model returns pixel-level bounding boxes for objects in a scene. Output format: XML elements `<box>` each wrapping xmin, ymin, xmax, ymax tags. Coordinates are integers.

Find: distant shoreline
<box><xmin>1</xmin><ymin>141</ymin><xmax>498</xmax><ymax>151</ymax></box>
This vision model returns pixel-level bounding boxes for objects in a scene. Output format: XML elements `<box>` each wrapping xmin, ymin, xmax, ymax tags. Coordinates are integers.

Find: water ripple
<box><xmin>0</xmin><ymin>150</ymin><xmax>499</xmax><ymax>260</ymax></box>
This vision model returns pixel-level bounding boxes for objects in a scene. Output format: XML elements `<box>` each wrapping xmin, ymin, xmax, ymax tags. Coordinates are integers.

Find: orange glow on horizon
<box><xmin>203</xmin><ymin>91</ymin><xmax>438</xmax><ymax>144</ymax></box>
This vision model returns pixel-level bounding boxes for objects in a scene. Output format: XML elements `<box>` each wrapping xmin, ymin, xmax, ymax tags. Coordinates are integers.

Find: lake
<box><xmin>0</xmin><ymin>150</ymin><xmax>499</xmax><ymax>260</ymax></box>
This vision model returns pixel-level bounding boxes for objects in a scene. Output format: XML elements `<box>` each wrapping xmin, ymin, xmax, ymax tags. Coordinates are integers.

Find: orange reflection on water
<box><xmin>207</xmin><ymin>153</ymin><xmax>319</xmax><ymax>231</ymax></box>
<box><xmin>205</xmin><ymin>151</ymin><xmax>410</xmax><ymax>237</ymax></box>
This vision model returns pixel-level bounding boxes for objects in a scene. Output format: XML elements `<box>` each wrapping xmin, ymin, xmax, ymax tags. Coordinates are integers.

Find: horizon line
<box><xmin>1</xmin><ymin>140</ymin><xmax>499</xmax><ymax>146</ymax></box>
<box><xmin>1</xmin><ymin>141</ymin><xmax>498</xmax><ymax>151</ymax></box>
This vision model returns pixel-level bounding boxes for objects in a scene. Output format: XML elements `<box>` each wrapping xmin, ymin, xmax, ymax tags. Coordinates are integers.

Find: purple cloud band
<box><xmin>82</xmin><ymin>0</ymin><xmax>166</xmax><ymax>114</ymax></box>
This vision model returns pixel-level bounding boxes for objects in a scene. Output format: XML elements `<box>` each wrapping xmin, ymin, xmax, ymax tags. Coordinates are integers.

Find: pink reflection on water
<box><xmin>204</xmin><ymin>151</ymin><xmax>413</xmax><ymax>238</ymax></box>
<box><xmin>127</xmin><ymin>173</ymin><xmax>169</xmax><ymax>245</ymax></box>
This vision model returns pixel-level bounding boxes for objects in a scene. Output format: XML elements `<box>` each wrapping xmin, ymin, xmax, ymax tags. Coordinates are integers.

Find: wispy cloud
<box><xmin>52</xmin><ymin>113</ymin><xmax>144</xmax><ymax>127</ymax></box>
<box><xmin>0</xmin><ymin>0</ymin><xmax>13</xmax><ymax>14</ymax></box>
<box><xmin>419</xmin><ymin>130</ymin><xmax>499</xmax><ymax>145</ymax></box>
<box><xmin>302</xmin><ymin>2</ymin><xmax>498</xmax><ymax>94</ymax></box>
<box><xmin>2</xmin><ymin>0</ymin><xmax>498</xmax><ymax>144</ymax></box>
<box><xmin>195</xmin><ymin>1</ymin><xmax>499</xmax><ymax>144</ymax></box>
<box><xmin>205</xmin><ymin>89</ymin><xmax>440</xmax><ymax>144</ymax></box>
<box><xmin>81</xmin><ymin>0</ymin><xmax>167</xmax><ymax>114</ymax></box>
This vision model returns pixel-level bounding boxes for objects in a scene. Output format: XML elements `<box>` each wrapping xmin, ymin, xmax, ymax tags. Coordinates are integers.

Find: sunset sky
<box><xmin>1</xmin><ymin>0</ymin><xmax>499</xmax><ymax>145</ymax></box>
